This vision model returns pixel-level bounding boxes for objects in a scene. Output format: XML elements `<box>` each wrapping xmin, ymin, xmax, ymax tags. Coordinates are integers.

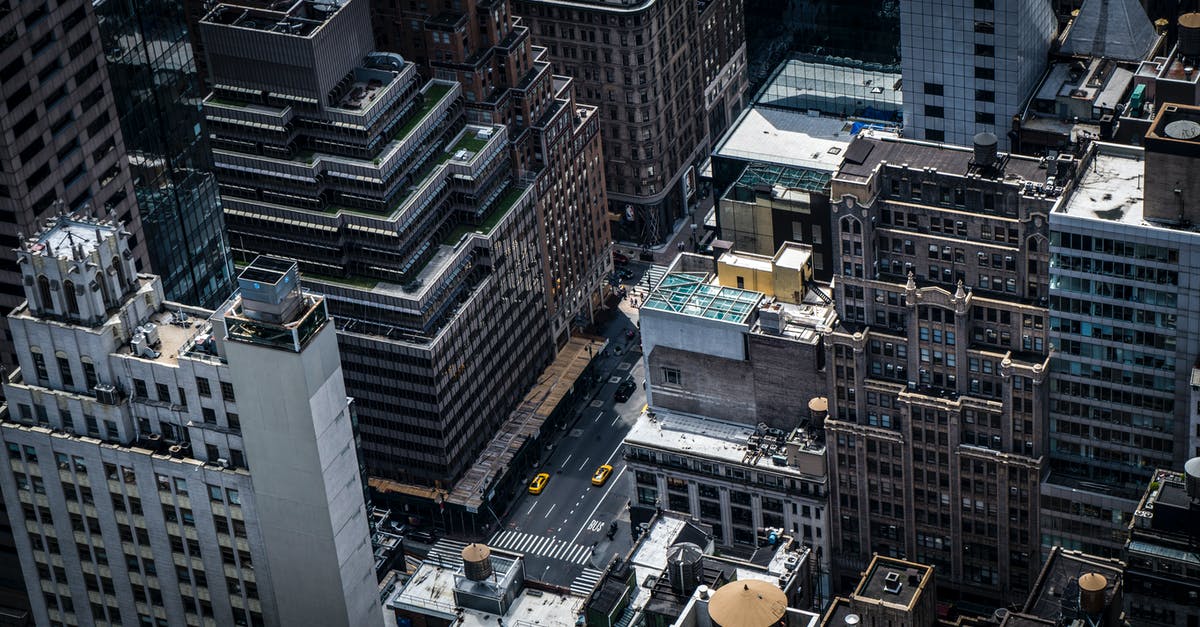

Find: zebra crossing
<box><xmin>488</xmin><ymin>530</ymin><xmax>593</xmax><ymax>564</ymax></box>
<box><xmin>424</xmin><ymin>539</ymin><xmax>467</xmax><ymax>569</ymax></box>
<box><xmin>570</xmin><ymin>567</ymin><xmax>605</xmax><ymax>597</ymax></box>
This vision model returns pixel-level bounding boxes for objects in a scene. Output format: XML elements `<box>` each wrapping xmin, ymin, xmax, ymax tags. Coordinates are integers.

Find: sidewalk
<box><xmin>613</xmin><ymin>196</ymin><xmax>715</xmax><ymax>266</ymax></box>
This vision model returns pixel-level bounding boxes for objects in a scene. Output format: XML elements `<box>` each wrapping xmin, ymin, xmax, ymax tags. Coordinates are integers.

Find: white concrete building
<box><xmin>0</xmin><ymin>214</ymin><xmax>381</xmax><ymax>627</ymax></box>
<box><xmin>901</xmin><ymin>0</ymin><xmax>1057</xmax><ymax>149</ymax></box>
<box><xmin>623</xmin><ymin>409</ymin><xmax>830</xmax><ymax>589</ymax></box>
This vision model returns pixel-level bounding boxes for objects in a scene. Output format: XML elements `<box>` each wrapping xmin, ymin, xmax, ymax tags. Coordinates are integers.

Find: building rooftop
<box><xmin>643</xmin><ymin>273</ymin><xmax>763</xmax><ymax>324</ymax></box>
<box><xmin>32</xmin><ymin>218</ymin><xmax>119</xmax><ymax>260</ymax></box>
<box><xmin>835</xmin><ymin>136</ymin><xmax>1052</xmax><ymax>190</ymax></box>
<box><xmin>116</xmin><ymin>307</ymin><xmax>214</xmax><ymax>367</ymax></box>
<box><xmin>1058</xmin><ymin>144</ymin><xmax>1146</xmax><ymax>224</ymax></box>
<box><xmin>1032</xmin><ymin>60</ymin><xmax>1133</xmax><ymax>114</ymax></box>
<box><xmin>1015</xmin><ymin>547</ymin><xmax>1124</xmax><ymax>624</ymax></box>
<box><xmin>389</xmin><ymin>552</ymin><xmax>583</xmax><ymax>627</ymax></box>
<box><xmin>1012</xmin><ymin>542</ymin><xmax>1123</xmax><ymax>619</ymax></box>
<box><xmin>1060</xmin><ymin>0</ymin><xmax>1158</xmax><ymax>62</ymax></box>
<box><xmin>203</xmin><ymin>1</ymin><xmax>342</xmax><ymax>36</ymax></box>
<box><xmin>625</xmin><ymin>409</ymin><xmax>826</xmax><ymax>479</ymax></box>
<box><xmin>1129</xmin><ymin>462</ymin><xmax>1200</xmax><ymax>547</ymax></box>
<box><xmin>854</xmin><ymin>556</ymin><xmax>931</xmax><ymax>610</ymax></box>
<box><xmin>716</xmin><ymin>107</ymin><xmax>868</xmax><ymax>173</ymax></box>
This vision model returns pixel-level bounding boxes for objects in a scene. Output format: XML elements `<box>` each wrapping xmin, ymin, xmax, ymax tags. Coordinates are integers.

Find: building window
<box><xmin>663</xmin><ymin>368</ymin><xmax>681</xmax><ymax>385</ymax></box>
<box><xmin>196</xmin><ymin>377</ymin><xmax>211</xmax><ymax>397</ymax></box>
<box><xmin>925</xmin><ymin>105</ymin><xmax>944</xmax><ymax>118</ymax></box>
<box><xmin>133</xmin><ymin>379</ymin><xmax>147</xmax><ymax>399</ymax></box>
<box><xmin>219</xmin><ymin>382</ymin><xmax>235</xmax><ymax>403</ymax></box>
<box><xmin>155</xmin><ymin>383</ymin><xmax>170</xmax><ymax>403</ymax></box>
<box><xmin>201</xmin><ymin>408</ymin><xmax>216</xmax><ymax>425</ymax></box>
<box><xmin>976</xmin><ymin>112</ymin><xmax>996</xmax><ymax>124</ymax></box>
<box><xmin>923</xmin><ymin>82</ymin><xmax>943</xmax><ymax>96</ymax></box>
<box><xmin>31</xmin><ymin>352</ymin><xmax>48</xmax><ymax>383</ymax></box>
<box><xmin>82</xmin><ymin>359</ymin><xmax>97</xmax><ymax>389</ymax></box>
<box><xmin>974</xmin><ymin>44</ymin><xmax>995</xmax><ymax>57</ymax></box>
<box><xmin>925</xmin><ymin>129</ymin><xmax>945</xmax><ymax>142</ymax></box>
<box><xmin>975</xmin><ymin>67</ymin><xmax>995</xmax><ymax>80</ymax></box>
<box><xmin>56</xmin><ymin>356</ymin><xmax>73</xmax><ymax>387</ymax></box>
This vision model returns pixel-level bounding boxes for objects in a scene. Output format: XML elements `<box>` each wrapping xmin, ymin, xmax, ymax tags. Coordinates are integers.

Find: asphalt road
<box><xmin>491</xmin><ymin>268</ymin><xmax>649</xmax><ymax>587</ymax></box>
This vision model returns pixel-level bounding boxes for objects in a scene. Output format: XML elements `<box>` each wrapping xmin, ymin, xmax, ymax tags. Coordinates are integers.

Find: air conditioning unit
<box><xmin>94</xmin><ymin>384</ymin><xmax>121</xmax><ymax>405</ymax></box>
<box><xmin>217</xmin><ymin>458</ymin><xmax>231</xmax><ymax>469</ymax></box>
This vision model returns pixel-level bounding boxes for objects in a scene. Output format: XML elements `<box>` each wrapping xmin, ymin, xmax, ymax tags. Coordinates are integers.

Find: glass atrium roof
<box><xmin>642</xmin><ymin>272</ymin><xmax>762</xmax><ymax>324</ymax></box>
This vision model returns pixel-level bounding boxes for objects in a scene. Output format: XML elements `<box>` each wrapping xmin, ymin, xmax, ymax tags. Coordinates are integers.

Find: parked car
<box><xmin>614</xmin><ymin>378</ymin><xmax>636</xmax><ymax>402</ymax></box>
<box><xmin>613</xmin><ymin>251</ymin><xmax>630</xmax><ymax>265</ymax></box>
<box><xmin>406</xmin><ymin>529</ymin><xmax>438</xmax><ymax>544</ymax></box>
<box><xmin>616</xmin><ymin>268</ymin><xmax>635</xmax><ymax>280</ymax></box>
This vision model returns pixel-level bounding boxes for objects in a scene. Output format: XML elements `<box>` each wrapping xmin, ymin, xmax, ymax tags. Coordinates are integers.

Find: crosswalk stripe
<box><xmin>485</xmin><ymin>531</ymin><xmax>592</xmax><ymax>564</ymax></box>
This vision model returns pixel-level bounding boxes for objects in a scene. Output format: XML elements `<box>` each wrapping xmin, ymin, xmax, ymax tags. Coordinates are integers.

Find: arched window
<box><xmin>1026</xmin><ymin>237</ymin><xmax>1039</xmax><ymax>253</ymax></box>
<box><xmin>112</xmin><ymin>257</ymin><xmax>127</xmax><ymax>292</ymax></box>
<box><xmin>62</xmin><ymin>280</ymin><xmax>79</xmax><ymax>315</ymax></box>
<box><xmin>37</xmin><ymin>276</ymin><xmax>53</xmax><ymax>312</ymax></box>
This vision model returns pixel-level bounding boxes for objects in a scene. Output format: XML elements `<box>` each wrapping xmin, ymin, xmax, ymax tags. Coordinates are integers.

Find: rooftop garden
<box><xmin>440</xmin><ymin>183</ymin><xmax>527</xmax><ymax>246</ymax></box>
<box><xmin>393</xmin><ymin>83</ymin><xmax>455</xmax><ymax>144</ymax></box>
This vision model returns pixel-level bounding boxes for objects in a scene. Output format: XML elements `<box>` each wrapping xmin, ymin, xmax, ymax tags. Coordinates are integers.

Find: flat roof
<box><xmin>391</xmin><ymin>557</ymin><xmax>583</xmax><ymax>627</ymax></box>
<box><xmin>854</xmin><ymin>556</ymin><xmax>930</xmax><ymax>609</ymax></box>
<box><xmin>624</xmin><ymin>409</ymin><xmax>825</xmax><ymax>478</ymax></box>
<box><xmin>1020</xmin><ymin>547</ymin><xmax>1123</xmax><ymax>621</ymax></box>
<box><xmin>720</xmin><ymin>251</ymin><xmax>773</xmax><ymax>274</ymax></box>
<box><xmin>1059</xmin><ymin>147</ymin><xmax>1145</xmax><ymax>225</ymax></box>
<box><xmin>117</xmin><ymin>307</ymin><xmax>213</xmax><ymax>367</ymax></box>
<box><xmin>835</xmin><ymin>136</ymin><xmax>1051</xmax><ymax>188</ymax></box>
<box><xmin>717</xmin><ymin>107</ymin><xmax>861</xmax><ymax>172</ymax></box>
<box><xmin>643</xmin><ymin>273</ymin><xmax>762</xmax><ymax>324</ymax></box>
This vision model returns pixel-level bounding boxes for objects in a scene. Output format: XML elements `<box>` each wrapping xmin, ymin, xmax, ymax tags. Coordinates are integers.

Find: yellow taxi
<box><xmin>528</xmin><ymin>472</ymin><xmax>550</xmax><ymax>495</ymax></box>
<box><xmin>591</xmin><ymin>464</ymin><xmax>614</xmax><ymax>486</ymax></box>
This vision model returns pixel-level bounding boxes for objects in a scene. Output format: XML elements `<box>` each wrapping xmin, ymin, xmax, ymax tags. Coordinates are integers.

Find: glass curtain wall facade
<box><xmin>94</xmin><ymin>0</ymin><xmax>235</xmax><ymax>308</ymax></box>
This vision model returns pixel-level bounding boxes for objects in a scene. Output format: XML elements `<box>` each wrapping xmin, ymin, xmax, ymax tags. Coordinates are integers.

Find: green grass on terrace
<box><xmin>393</xmin><ymin>83</ymin><xmax>454</xmax><ymax>143</ymax></box>
<box><xmin>448</xmin><ymin>132</ymin><xmax>489</xmax><ymax>155</ymax></box>
<box><xmin>440</xmin><ymin>184</ymin><xmax>527</xmax><ymax>246</ymax></box>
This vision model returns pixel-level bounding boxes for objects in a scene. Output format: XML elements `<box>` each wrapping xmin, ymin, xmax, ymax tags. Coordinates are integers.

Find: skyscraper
<box><xmin>93</xmin><ymin>0</ymin><xmax>236</xmax><ymax>308</ymax></box>
<box><xmin>197</xmin><ymin>0</ymin><xmax>557</xmax><ymax>487</ymax></box>
<box><xmin>1043</xmin><ymin>112</ymin><xmax>1200</xmax><ymax>558</ymax></box>
<box><xmin>0</xmin><ymin>0</ymin><xmax>148</xmax><ymax>369</ymax></box>
<box><xmin>503</xmin><ymin>0</ymin><xmax>748</xmax><ymax>246</ymax></box>
<box><xmin>0</xmin><ymin>214</ymin><xmax>380</xmax><ymax>627</ymax></box>
<box><xmin>900</xmin><ymin>0</ymin><xmax>1057</xmax><ymax>150</ymax></box>
<box><xmin>368</xmin><ymin>0</ymin><xmax>614</xmax><ymax>341</ymax></box>
<box><xmin>823</xmin><ymin>133</ymin><xmax>1056</xmax><ymax>605</ymax></box>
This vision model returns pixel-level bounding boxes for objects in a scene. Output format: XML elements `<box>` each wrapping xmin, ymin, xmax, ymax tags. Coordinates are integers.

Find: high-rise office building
<box><xmin>93</xmin><ymin>0</ymin><xmax>236</xmax><ymax>308</ymax></box>
<box><xmin>823</xmin><ymin>133</ymin><xmax>1058</xmax><ymax>605</ymax></box>
<box><xmin>504</xmin><ymin>0</ymin><xmax>748</xmax><ymax>245</ymax></box>
<box><xmin>1042</xmin><ymin>111</ymin><xmax>1200</xmax><ymax>558</ymax></box>
<box><xmin>0</xmin><ymin>214</ymin><xmax>381</xmax><ymax>627</ymax></box>
<box><xmin>0</xmin><ymin>0</ymin><xmax>148</xmax><ymax>369</ymax></box>
<box><xmin>196</xmin><ymin>0</ymin><xmax>563</xmax><ymax>487</ymax></box>
<box><xmin>367</xmin><ymin>0</ymin><xmax>613</xmax><ymax>342</ymax></box>
<box><xmin>900</xmin><ymin>0</ymin><xmax>1057</xmax><ymax>150</ymax></box>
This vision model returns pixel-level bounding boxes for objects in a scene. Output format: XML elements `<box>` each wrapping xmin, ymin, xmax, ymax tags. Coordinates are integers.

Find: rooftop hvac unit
<box><xmin>131</xmin><ymin>334</ymin><xmax>160</xmax><ymax>360</ymax></box>
<box><xmin>140</xmin><ymin>323</ymin><xmax>160</xmax><ymax>346</ymax></box>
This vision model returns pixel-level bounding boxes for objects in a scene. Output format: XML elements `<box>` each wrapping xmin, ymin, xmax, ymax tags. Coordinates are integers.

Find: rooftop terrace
<box><xmin>1059</xmin><ymin>145</ymin><xmax>1146</xmax><ymax>225</ymax></box>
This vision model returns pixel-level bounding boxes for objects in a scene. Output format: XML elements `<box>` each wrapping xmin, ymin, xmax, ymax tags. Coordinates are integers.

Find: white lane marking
<box><xmin>545</xmin><ymin>503</ymin><xmax>556</xmax><ymax>517</ymax></box>
<box><xmin>562</xmin><ymin>453</ymin><xmax>573</xmax><ymax>467</ymax></box>
<box><xmin>569</xmin><ymin>464</ymin><xmax>628</xmax><ymax>546</ymax></box>
<box><xmin>526</xmin><ymin>502</ymin><xmax>537</xmax><ymax>515</ymax></box>
<box><xmin>578</xmin><ymin>457</ymin><xmax>590</xmax><ymax>471</ymax></box>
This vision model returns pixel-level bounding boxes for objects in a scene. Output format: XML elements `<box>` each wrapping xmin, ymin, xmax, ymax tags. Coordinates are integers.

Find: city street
<box><xmin>489</xmin><ymin>265</ymin><xmax>651</xmax><ymax>588</ymax></box>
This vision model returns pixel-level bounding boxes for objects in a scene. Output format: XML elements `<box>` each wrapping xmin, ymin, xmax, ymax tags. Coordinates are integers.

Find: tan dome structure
<box><xmin>707</xmin><ymin>580</ymin><xmax>788</xmax><ymax>627</ymax></box>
